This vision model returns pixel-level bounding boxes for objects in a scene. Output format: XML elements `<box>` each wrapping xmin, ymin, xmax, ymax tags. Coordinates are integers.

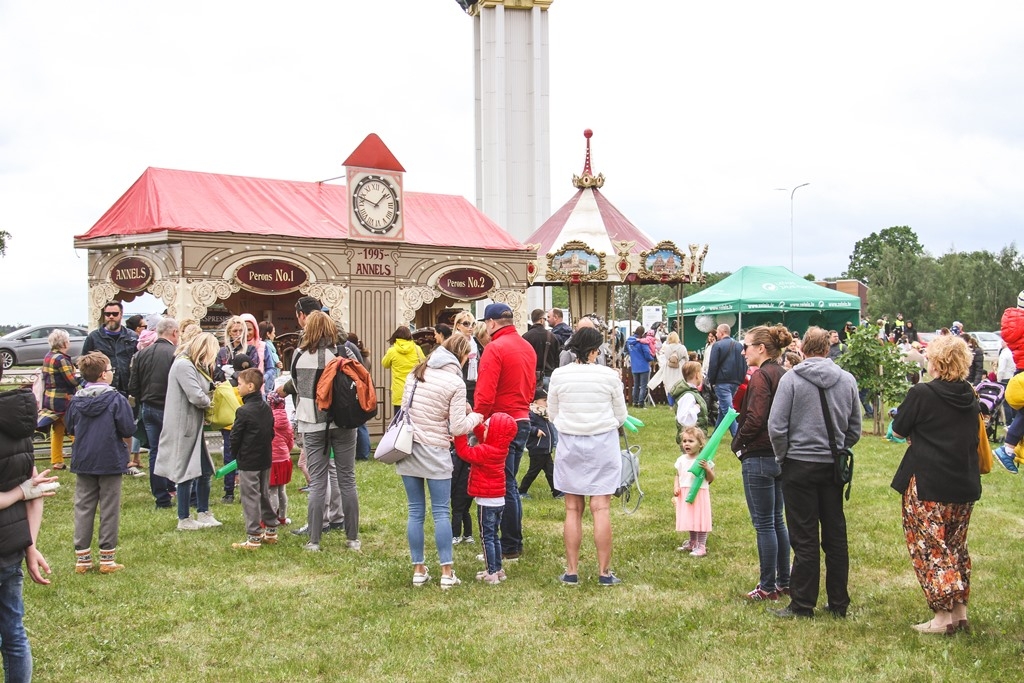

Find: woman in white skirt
<box><xmin>549</xmin><ymin>327</ymin><xmax>629</xmax><ymax>586</ymax></box>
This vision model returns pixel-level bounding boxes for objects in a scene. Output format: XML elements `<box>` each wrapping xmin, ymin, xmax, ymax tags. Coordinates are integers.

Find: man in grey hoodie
<box><xmin>768</xmin><ymin>327</ymin><xmax>861</xmax><ymax>618</ymax></box>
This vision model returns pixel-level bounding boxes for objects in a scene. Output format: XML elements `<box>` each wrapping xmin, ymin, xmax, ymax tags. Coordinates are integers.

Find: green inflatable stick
<box><xmin>624</xmin><ymin>415</ymin><xmax>645</xmax><ymax>429</ymax></box>
<box><xmin>215</xmin><ymin>460</ymin><xmax>238</xmax><ymax>479</ymax></box>
<box><xmin>685</xmin><ymin>408</ymin><xmax>739</xmax><ymax>504</ymax></box>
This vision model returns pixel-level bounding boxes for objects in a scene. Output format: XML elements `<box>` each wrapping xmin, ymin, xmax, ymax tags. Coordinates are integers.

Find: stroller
<box><xmin>975</xmin><ymin>378</ymin><xmax>1006</xmax><ymax>443</ymax></box>
<box><xmin>614</xmin><ymin>429</ymin><xmax>644</xmax><ymax>514</ymax></box>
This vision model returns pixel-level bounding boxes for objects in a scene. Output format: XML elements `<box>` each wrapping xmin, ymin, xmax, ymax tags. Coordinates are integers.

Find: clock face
<box><xmin>353</xmin><ymin>175</ymin><xmax>400</xmax><ymax>234</ymax></box>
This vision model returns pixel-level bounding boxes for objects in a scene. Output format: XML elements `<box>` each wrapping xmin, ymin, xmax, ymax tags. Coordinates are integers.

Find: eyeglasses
<box><xmin>103</xmin><ymin>311</ymin><xmax>121</xmax><ymax>317</ymax></box>
<box><xmin>104</xmin><ymin>367</ymin><xmax>114</xmax><ymax>374</ymax></box>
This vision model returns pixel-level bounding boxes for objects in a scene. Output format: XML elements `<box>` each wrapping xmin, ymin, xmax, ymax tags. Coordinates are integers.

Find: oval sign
<box><xmin>110</xmin><ymin>257</ymin><xmax>154</xmax><ymax>292</ymax></box>
<box><xmin>235</xmin><ymin>260</ymin><xmax>308</xmax><ymax>293</ymax></box>
<box><xmin>436</xmin><ymin>268</ymin><xmax>495</xmax><ymax>299</ymax></box>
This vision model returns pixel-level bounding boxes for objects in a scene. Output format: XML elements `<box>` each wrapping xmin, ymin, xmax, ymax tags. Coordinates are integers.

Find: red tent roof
<box><xmin>526</xmin><ymin>187</ymin><xmax>655</xmax><ymax>257</ymax></box>
<box><xmin>341</xmin><ymin>133</ymin><xmax>406</xmax><ymax>172</ymax></box>
<box><xmin>76</xmin><ymin>167</ymin><xmax>525</xmax><ymax>250</ymax></box>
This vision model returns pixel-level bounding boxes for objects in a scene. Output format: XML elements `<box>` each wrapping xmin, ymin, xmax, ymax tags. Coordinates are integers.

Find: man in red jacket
<box><xmin>474</xmin><ymin>303</ymin><xmax>536</xmax><ymax>560</ymax></box>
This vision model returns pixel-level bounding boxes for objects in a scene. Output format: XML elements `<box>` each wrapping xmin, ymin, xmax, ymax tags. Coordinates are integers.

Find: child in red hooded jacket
<box><xmin>454</xmin><ymin>412</ymin><xmax>517</xmax><ymax>584</ymax></box>
<box><xmin>267</xmin><ymin>392</ymin><xmax>294</xmax><ymax>525</ymax></box>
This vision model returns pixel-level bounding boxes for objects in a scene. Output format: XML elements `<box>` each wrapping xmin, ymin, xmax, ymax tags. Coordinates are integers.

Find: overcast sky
<box><xmin>2</xmin><ymin>1</ymin><xmax>1023</xmax><ymax>326</ymax></box>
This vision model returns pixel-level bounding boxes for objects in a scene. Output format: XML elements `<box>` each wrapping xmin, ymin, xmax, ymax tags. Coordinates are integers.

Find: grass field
<box><xmin>21</xmin><ymin>407</ymin><xmax>1024</xmax><ymax>682</ymax></box>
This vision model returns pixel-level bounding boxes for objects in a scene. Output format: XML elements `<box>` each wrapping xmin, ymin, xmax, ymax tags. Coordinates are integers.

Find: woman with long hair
<box><xmin>450</xmin><ymin>310</ymin><xmax>484</xmax><ymax>544</ymax></box>
<box><xmin>733</xmin><ymin>324</ymin><xmax>792</xmax><ymax>601</ymax></box>
<box><xmin>155</xmin><ymin>333</ymin><xmax>222</xmax><ymax>530</ymax></box>
<box><xmin>38</xmin><ymin>329</ymin><xmax>83</xmax><ymax>471</ymax></box>
<box><xmin>285</xmin><ymin>311</ymin><xmax>360</xmax><ymax>552</ymax></box>
<box><xmin>768</xmin><ymin>326</ymin><xmax>861</xmax><ymax>618</ymax></box>
<box><xmin>891</xmin><ymin>334</ymin><xmax>981</xmax><ymax>633</ymax></box>
<box><xmin>549</xmin><ymin>327</ymin><xmax>629</xmax><ymax>586</ymax></box>
<box><xmin>658</xmin><ymin>331</ymin><xmax>688</xmax><ymax>406</ymax></box>
<box><xmin>397</xmin><ymin>334</ymin><xmax>483</xmax><ymax>589</ymax></box>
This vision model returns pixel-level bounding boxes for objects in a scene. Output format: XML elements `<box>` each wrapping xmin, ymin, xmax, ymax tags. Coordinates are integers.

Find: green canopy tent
<box><xmin>666</xmin><ymin>266</ymin><xmax>861</xmax><ymax>350</ymax></box>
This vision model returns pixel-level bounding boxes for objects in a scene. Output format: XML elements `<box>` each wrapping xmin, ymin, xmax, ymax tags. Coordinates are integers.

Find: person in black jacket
<box><xmin>519</xmin><ymin>389</ymin><xmax>561</xmax><ymax>498</ymax></box>
<box><xmin>127</xmin><ymin>317</ymin><xmax>179</xmax><ymax>508</ymax></box>
<box><xmin>962</xmin><ymin>334</ymin><xmax>985</xmax><ymax>385</ymax></box>
<box><xmin>891</xmin><ymin>334</ymin><xmax>981</xmax><ymax>635</ymax></box>
<box><xmin>0</xmin><ymin>363</ymin><xmax>55</xmax><ymax>681</ymax></box>
<box><xmin>522</xmin><ymin>309</ymin><xmax>560</xmax><ymax>388</ymax></box>
<box><xmin>81</xmin><ymin>300</ymin><xmax>138</xmax><ymax>396</ymax></box>
<box><xmin>707</xmin><ymin>324</ymin><xmax>746</xmax><ymax>437</ymax></box>
<box><xmin>229</xmin><ymin>368</ymin><xmax>277</xmax><ymax>550</ymax></box>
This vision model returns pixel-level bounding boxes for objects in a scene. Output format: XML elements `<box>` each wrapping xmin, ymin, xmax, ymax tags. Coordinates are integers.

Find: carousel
<box><xmin>525</xmin><ymin>129</ymin><xmax>709</xmax><ymax>368</ymax></box>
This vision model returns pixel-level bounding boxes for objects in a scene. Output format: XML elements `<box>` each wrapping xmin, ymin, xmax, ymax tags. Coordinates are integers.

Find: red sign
<box><xmin>436</xmin><ymin>268</ymin><xmax>495</xmax><ymax>299</ymax></box>
<box><xmin>235</xmin><ymin>261</ymin><xmax>308</xmax><ymax>293</ymax></box>
<box><xmin>110</xmin><ymin>257</ymin><xmax>153</xmax><ymax>292</ymax></box>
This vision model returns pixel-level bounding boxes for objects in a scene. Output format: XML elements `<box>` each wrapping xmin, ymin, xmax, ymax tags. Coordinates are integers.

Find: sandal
<box><xmin>50</xmin><ymin>463</ymin><xmax>66</xmax><ymax>471</ymax></box>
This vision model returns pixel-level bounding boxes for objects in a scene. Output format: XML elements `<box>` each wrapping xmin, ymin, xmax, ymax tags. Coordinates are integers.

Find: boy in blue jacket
<box><xmin>65</xmin><ymin>351</ymin><xmax>136</xmax><ymax>574</ymax></box>
<box><xmin>626</xmin><ymin>326</ymin><xmax>655</xmax><ymax>407</ymax></box>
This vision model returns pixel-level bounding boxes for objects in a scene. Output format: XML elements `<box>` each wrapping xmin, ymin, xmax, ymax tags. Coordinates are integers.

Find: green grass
<box><xmin>24</xmin><ymin>408</ymin><xmax>1024</xmax><ymax>682</ymax></box>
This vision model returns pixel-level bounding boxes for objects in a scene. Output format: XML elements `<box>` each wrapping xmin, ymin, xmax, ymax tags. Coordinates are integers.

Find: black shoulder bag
<box><xmin>817</xmin><ymin>387</ymin><xmax>854</xmax><ymax>500</ymax></box>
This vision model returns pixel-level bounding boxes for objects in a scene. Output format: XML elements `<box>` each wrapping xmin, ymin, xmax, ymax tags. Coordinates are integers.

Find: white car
<box><xmin>0</xmin><ymin>324</ymin><xmax>89</xmax><ymax>370</ymax></box>
<box><xmin>968</xmin><ymin>331</ymin><xmax>1001</xmax><ymax>364</ymax></box>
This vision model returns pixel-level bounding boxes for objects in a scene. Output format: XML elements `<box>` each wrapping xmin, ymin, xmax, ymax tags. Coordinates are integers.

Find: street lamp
<box><xmin>775</xmin><ymin>183</ymin><xmax>810</xmax><ymax>272</ymax></box>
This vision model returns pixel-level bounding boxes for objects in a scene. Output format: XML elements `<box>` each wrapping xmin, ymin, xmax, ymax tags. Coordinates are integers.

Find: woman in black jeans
<box><xmin>732</xmin><ymin>324</ymin><xmax>792</xmax><ymax>602</ymax></box>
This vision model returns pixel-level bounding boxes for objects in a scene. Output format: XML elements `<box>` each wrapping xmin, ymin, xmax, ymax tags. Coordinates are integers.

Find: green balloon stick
<box><xmin>685</xmin><ymin>408</ymin><xmax>738</xmax><ymax>504</ymax></box>
<box><xmin>215</xmin><ymin>460</ymin><xmax>238</xmax><ymax>479</ymax></box>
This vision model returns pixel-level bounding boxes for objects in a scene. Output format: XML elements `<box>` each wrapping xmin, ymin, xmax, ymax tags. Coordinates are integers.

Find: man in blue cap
<box><xmin>474</xmin><ymin>302</ymin><xmax>536</xmax><ymax>560</ymax></box>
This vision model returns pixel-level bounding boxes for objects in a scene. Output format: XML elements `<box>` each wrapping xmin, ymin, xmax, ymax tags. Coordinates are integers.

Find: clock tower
<box><xmin>343</xmin><ymin>133</ymin><xmax>406</xmax><ymax>241</ymax></box>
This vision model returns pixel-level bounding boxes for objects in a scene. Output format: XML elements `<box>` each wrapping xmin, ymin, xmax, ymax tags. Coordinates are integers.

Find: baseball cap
<box><xmin>1018</xmin><ymin>289</ymin><xmax>1024</xmax><ymax>308</ymax></box>
<box><xmin>482</xmin><ymin>303</ymin><xmax>513</xmax><ymax>321</ymax></box>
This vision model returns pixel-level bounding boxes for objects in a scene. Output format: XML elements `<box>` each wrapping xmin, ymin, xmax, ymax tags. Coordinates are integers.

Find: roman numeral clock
<box><xmin>343</xmin><ymin>133</ymin><xmax>406</xmax><ymax>242</ymax></box>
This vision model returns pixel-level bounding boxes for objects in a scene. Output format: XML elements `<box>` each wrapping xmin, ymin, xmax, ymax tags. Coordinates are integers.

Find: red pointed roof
<box><xmin>75</xmin><ymin>167</ymin><xmax>525</xmax><ymax>250</ymax></box>
<box><xmin>342</xmin><ymin>133</ymin><xmax>406</xmax><ymax>172</ymax></box>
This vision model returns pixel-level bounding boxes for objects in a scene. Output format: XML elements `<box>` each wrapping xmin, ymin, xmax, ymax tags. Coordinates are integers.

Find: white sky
<box><xmin>2</xmin><ymin>1</ymin><xmax>1023</xmax><ymax>325</ymax></box>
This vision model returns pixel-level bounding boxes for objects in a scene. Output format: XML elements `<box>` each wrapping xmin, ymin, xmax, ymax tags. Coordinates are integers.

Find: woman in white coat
<box><xmin>397</xmin><ymin>334</ymin><xmax>483</xmax><ymax>589</ymax></box>
<box><xmin>658</xmin><ymin>331</ymin><xmax>688</xmax><ymax>406</ymax></box>
<box><xmin>155</xmin><ymin>333</ymin><xmax>222</xmax><ymax>531</ymax></box>
<box><xmin>549</xmin><ymin>327</ymin><xmax>629</xmax><ymax>586</ymax></box>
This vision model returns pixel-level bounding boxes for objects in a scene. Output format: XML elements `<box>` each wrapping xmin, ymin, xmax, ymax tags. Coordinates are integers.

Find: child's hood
<box><xmin>484</xmin><ymin>412</ymin><xmax>518</xmax><ymax>451</ymax></box>
<box><xmin>72</xmin><ymin>384</ymin><xmax>121</xmax><ymax>417</ymax></box>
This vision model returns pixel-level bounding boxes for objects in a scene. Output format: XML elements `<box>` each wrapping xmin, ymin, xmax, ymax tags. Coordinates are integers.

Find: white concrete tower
<box><xmin>468</xmin><ymin>1</ymin><xmax>552</xmax><ymax>270</ymax></box>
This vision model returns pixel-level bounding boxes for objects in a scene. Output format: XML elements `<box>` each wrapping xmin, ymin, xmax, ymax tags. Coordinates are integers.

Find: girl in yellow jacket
<box><xmin>382</xmin><ymin>326</ymin><xmax>425</xmax><ymax>408</ymax></box>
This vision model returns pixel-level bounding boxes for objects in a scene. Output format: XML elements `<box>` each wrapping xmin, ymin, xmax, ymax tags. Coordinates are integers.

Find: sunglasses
<box><xmin>459</xmin><ymin>321</ymin><xmax>473</xmax><ymax>327</ymax></box>
<box><xmin>103</xmin><ymin>311</ymin><xmax>121</xmax><ymax>317</ymax></box>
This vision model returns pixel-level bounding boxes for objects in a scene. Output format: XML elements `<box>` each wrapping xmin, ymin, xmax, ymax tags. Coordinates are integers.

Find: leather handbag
<box><xmin>976</xmin><ymin>414</ymin><xmax>993</xmax><ymax>475</ymax></box>
<box><xmin>374</xmin><ymin>380</ymin><xmax>417</xmax><ymax>464</ymax></box>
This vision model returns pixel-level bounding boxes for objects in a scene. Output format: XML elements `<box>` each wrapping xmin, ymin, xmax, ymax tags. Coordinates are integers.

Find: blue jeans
<box><xmin>401</xmin><ymin>476</ymin><xmax>453</xmax><ymax>566</ymax></box>
<box><xmin>220</xmin><ymin>428</ymin><xmax>236</xmax><ymax>495</ymax></box>
<box><xmin>714</xmin><ymin>383</ymin><xmax>739</xmax><ymax>436</ymax></box>
<box><xmin>477</xmin><ymin>504</ymin><xmax>504</xmax><ymax>574</ymax></box>
<box><xmin>631</xmin><ymin>371</ymin><xmax>650</xmax><ymax>406</ymax></box>
<box><xmin>177</xmin><ymin>444</ymin><xmax>213</xmax><ymax>520</ymax></box>
<box><xmin>0</xmin><ymin>562</ymin><xmax>31</xmax><ymax>683</ymax></box>
<box><xmin>355</xmin><ymin>424</ymin><xmax>370</xmax><ymax>460</ymax></box>
<box><xmin>500</xmin><ymin>420</ymin><xmax>531</xmax><ymax>555</ymax></box>
<box><xmin>742</xmin><ymin>456</ymin><xmax>791</xmax><ymax>591</ymax></box>
<box><xmin>140</xmin><ymin>403</ymin><xmax>174</xmax><ymax>507</ymax></box>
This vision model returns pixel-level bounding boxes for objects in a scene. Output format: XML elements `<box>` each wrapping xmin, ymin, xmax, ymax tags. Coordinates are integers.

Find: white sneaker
<box><xmin>452</xmin><ymin>536</ymin><xmax>463</xmax><ymax>545</ymax></box>
<box><xmin>440</xmin><ymin>572</ymin><xmax>462</xmax><ymax>590</ymax></box>
<box><xmin>462</xmin><ymin>535</ymin><xmax>475</xmax><ymax>545</ymax></box>
<box><xmin>304</xmin><ymin>542</ymin><xmax>320</xmax><ymax>552</ymax></box>
<box><xmin>126</xmin><ymin>466</ymin><xmax>145</xmax><ymax>477</ymax></box>
<box><xmin>177</xmin><ymin>517</ymin><xmax>201</xmax><ymax>531</ymax></box>
<box><xmin>196</xmin><ymin>511</ymin><xmax>222</xmax><ymax>528</ymax></box>
<box><xmin>346</xmin><ymin>540</ymin><xmax>362</xmax><ymax>552</ymax></box>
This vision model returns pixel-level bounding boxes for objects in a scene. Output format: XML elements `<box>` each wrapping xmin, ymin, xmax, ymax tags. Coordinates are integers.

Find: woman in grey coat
<box><xmin>154</xmin><ymin>333</ymin><xmax>223</xmax><ymax>531</ymax></box>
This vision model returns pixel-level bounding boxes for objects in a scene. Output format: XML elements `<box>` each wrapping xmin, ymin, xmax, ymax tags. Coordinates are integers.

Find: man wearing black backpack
<box><xmin>522</xmin><ymin>309</ymin><xmax>559</xmax><ymax>389</ymax></box>
<box><xmin>707</xmin><ymin>324</ymin><xmax>746</xmax><ymax>437</ymax></box>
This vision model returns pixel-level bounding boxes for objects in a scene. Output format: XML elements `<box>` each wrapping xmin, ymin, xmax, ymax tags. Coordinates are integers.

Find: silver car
<box><xmin>0</xmin><ymin>325</ymin><xmax>89</xmax><ymax>370</ymax></box>
<box><xmin>969</xmin><ymin>331</ymin><xmax>1001</xmax><ymax>364</ymax></box>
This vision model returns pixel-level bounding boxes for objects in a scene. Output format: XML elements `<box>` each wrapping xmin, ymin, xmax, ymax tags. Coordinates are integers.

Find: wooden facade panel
<box><xmin>350</xmin><ymin>285</ymin><xmax>394</xmax><ymax>434</ymax></box>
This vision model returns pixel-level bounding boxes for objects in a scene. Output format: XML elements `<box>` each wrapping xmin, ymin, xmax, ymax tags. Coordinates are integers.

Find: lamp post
<box><xmin>776</xmin><ymin>183</ymin><xmax>810</xmax><ymax>272</ymax></box>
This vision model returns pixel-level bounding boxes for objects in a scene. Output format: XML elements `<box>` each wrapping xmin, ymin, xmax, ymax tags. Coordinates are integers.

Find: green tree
<box><xmin>0</xmin><ymin>230</ymin><xmax>9</xmax><ymax>257</ymax></box>
<box><xmin>844</xmin><ymin>226</ymin><xmax>923</xmax><ymax>283</ymax></box>
<box><xmin>836</xmin><ymin>323</ymin><xmax>917</xmax><ymax>435</ymax></box>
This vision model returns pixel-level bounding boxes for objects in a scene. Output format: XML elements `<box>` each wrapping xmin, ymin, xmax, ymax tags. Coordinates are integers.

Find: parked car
<box><xmin>0</xmin><ymin>325</ymin><xmax>89</xmax><ymax>370</ymax></box>
<box><xmin>916</xmin><ymin>332</ymin><xmax>937</xmax><ymax>349</ymax></box>
<box><xmin>968</xmin><ymin>331</ymin><xmax>1001</xmax><ymax>364</ymax></box>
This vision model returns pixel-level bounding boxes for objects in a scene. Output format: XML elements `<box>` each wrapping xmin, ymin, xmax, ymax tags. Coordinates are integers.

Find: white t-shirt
<box><xmin>675</xmin><ymin>453</ymin><xmax>713</xmax><ymax>490</ymax></box>
<box><xmin>476</xmin><ymin>496</ymin><xmax>504</xmax><ymax>508</ymax></box>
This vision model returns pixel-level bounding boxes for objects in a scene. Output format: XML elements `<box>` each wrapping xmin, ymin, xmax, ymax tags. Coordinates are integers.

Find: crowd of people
<box><xmin>3</xmin><ymin>290</ymin><xmax>1024</xmax><ymax>678</ymax></box>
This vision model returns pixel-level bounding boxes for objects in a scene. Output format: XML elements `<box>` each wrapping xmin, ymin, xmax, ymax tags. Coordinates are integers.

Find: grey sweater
<box><xmin>768</xmin><ymin>357</ymin><xmax>862</xmax><ymax>464</ymax></box>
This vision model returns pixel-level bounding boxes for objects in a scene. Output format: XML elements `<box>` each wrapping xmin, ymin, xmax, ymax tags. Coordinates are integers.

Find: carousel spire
<box><xmin>572</xmin><ymin>129</ymin><xmax>605</xmax><ymax>189</ymax></box>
